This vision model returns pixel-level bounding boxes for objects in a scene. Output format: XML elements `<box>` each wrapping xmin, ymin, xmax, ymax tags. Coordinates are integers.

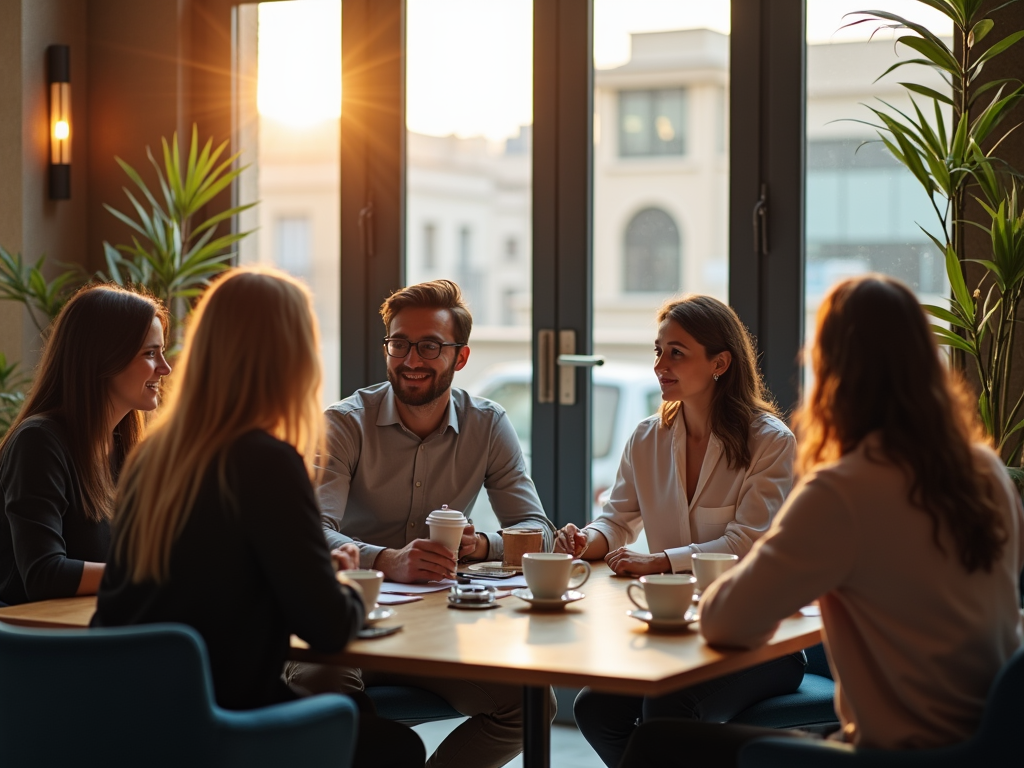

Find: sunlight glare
<box><xmin>257</xmin><ymin>0</ymin><xmax>341</xmax><ymax>127</ymax></box>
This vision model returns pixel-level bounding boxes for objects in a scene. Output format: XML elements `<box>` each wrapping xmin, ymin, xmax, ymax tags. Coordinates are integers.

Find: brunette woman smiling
<box><xmin>557</xmin><ymin>294</ymin><xmax>800</xmax><ymax>768</ymax></box>
<box><xmin>0</xmin><ymin>284</ymin><xmax>170</xmax><ymax>605</ymax></box>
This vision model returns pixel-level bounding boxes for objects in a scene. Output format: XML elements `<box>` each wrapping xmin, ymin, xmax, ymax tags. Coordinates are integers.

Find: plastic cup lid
<box><xmin>427</xmin><ymin>509</ymin><xmax>467</xmax><ymax>524</ymax></box>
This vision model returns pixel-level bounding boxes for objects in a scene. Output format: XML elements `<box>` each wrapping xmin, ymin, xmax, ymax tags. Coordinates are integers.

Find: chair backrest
<box><xmin>973</xmin><ymin>646</ymin><xmax>1024</xmax><ymax>752</ymax></box>
<box><xmin>804</xmin><ymin>643</ymin><xmax>833</xmax><ymax>680</ymax></box>
<box><xmin>0</xmin><ymin>622</ymin><xmax>220</xmax><ymax>766</ymax></box>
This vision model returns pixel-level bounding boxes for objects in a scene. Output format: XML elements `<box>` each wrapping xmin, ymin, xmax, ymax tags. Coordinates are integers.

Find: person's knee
<box><xmin>284</xmin><ymin>661</ymin><xmax>365</xmax><ymax>696</ymax></box>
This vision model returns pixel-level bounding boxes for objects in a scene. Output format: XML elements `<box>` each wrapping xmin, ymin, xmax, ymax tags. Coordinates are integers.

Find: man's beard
<box><xmin>388</xmin><ymin>357</ymin><xmax>458</xmax><ymax>406</ymax></box>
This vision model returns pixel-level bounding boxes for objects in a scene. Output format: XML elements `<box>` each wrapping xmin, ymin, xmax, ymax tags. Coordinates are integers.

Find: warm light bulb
<box><xmin>54</xmin><ymin>120</ymin><xmax>69</xmax><ymax>140</ymax></box>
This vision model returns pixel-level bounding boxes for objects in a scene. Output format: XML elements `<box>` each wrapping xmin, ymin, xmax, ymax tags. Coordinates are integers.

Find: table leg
<box><xmin>522</xmin><ymin>685</ymin><xmax>550</xmax><ymax>768</ymax></box>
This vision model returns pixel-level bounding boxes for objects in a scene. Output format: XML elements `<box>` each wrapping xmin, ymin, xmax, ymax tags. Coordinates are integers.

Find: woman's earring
<box><xmin>713</xmin><ymin>373</ymin><xmax>720</xmax><ymax>382</ymax></box>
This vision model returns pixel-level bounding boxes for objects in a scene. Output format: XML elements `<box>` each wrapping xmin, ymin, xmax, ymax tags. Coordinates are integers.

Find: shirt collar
<box><xmin>379</xmin><ymin>385</ymin><xmax>461</xmax><ymax>436</ymax></box>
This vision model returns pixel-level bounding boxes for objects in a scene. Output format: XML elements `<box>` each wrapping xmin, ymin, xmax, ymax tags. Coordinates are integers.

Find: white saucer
<box><xmin>365</xmin><ymin>606</ymin><xmax>396</xmax><ymax>625</ymax></box>
<box><xmin>447</xmin><ymin>599</ymin><xmax>500</xmax><ymax>611</ymax></box>
<box><xmin>511</xmin><ymin>588</ymin><xmax>585</xmax><ymax>610</ymax></box>
<box><xmin>627</xmin><ymin>609</ymin><xmax>698</xmax><ymax>632</ymax></box>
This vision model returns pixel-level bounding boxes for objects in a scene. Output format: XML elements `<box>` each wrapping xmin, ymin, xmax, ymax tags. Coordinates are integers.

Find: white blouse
<box><xmin>587</xmin><ymin>413</ymin><xmax>796</xmax><ymax>573</ymax></box>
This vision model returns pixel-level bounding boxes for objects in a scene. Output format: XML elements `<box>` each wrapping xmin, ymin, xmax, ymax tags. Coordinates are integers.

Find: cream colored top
<box><xmin>701</xmin><ymin>436</ymin><xmax>1024</xmax><ymax>750</ymax></box>
<box><xmin>587</xmin><ymin>413</ymin><xmax>795</xmax><ymax>572</ymax></box>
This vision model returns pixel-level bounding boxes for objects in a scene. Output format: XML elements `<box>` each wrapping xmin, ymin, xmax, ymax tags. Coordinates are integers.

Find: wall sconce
<box><xmin>47</xmin><ymin>45</ymin><xmax>71</xmax><ymax>200</ymax></box>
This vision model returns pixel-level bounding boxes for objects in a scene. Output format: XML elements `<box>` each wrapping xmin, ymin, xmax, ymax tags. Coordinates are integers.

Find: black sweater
<box><xmin>0</xmin><ymin>417</ymin><xmax>111</xmax><ymax>605</ymax></box>
<box><xmin>93</xmin><ymin>430</ymin><xmax>364</xmax><ymax>710</ymax></box>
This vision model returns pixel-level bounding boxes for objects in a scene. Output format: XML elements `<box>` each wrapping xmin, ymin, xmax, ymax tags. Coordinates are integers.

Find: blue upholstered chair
<box><xmin>0</xmin><ymin>621</ymin><xmax>359</xmax><ymax>768</ymax></box>
<box><xmin>738</xmin><ymin>646</ymin><xmax>1024</xmax><ymax>767</ymax></box>
<box><xmin>730</xmin><ymin>643</ymin><xmax>838</xmax><ymax>733</ymax></box>
<box><xmin>366</xmin><ymin>685</ymin><xmax>462</xmax><ymax>725</ymax></box>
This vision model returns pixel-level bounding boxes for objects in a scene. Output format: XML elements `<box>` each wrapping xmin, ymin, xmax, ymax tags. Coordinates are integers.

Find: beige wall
<box><xmin>0</xmin><ymin>0</ymin><xmax>24</xmax><ymax>363</ymax></box>
<box><xmin>0</xmin><ymin>0</ymin><xmax>237</xmax><ymax>367</ymax></box>
<box><xmin>0</xmin><ymin>0</ymin><xmax>89</xmax><ymax>366</ymax></box>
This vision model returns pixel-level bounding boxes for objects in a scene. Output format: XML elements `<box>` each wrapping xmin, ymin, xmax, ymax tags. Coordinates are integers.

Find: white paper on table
<box><xmin>377</xmin><ymin>593</ymin><xmax>423</xmax><ymax>606</ymax></box>
<box><xmin>800</xmin><ymin>604</ymin><xmax>822</xmax><ymax>617</ymax></box>
<box><xmin>466</xmin><ymin>575</ymin><xmax>529</xmax><ymax>589</ymax></box>
<box><xmin>381</xmin><ymin>580</ymin><xmax>456</xmax><ymax>595</ymax></box>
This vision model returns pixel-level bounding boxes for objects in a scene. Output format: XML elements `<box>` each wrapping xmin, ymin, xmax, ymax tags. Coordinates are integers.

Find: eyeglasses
<box><xmin>383</xmin><ymin>337</ymin><xmax>466</xmax><ymax>360</ymax></box>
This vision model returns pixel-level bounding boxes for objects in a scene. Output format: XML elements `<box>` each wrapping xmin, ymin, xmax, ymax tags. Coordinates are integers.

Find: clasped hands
<box><xmin>553</xmin><ymin>523</ymin><xmax>670</xmax><ymax>576</ymax></box>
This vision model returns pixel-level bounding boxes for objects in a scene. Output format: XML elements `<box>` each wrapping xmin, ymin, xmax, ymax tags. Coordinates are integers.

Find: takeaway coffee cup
<box><xmin>691</xmin><ymin>552</ymin><xmax>739</xmax><ymax>592</ymax></box>
<box><xmin>627</xmin><ymin>574</ymin><xmax>695</xmax><ymax>620</ymax></box>
<box><xmin>341</xmin><ymin>569</ymin><xmax>384</xmax><ymax>608</ymax></box>
<box><xmin>522</xmin><ymin>552</ymin><xmax>591</xmax><ymax>600</ymax></box>
<box><xmin>426</xmin><ymin>505</ymin><xmax>468</xmax><ymax>556</ymax></box>
<box><xmin>501</xmin><ymin>528</ymin><xmax>545</xmax><ymax>567</ymax></box>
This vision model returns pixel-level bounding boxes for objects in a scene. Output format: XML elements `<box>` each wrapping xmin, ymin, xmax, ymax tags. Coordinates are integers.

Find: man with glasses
<box><xmin>287</xmin><ymin>279</ymin><xmax>555</xmax><ymax>768</ymax></box>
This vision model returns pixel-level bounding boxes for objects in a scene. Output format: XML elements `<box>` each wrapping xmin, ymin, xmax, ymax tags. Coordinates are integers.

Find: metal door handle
<box><xmin>557</xmin><ymin>355</ymin><xmax>605</xmax><ymax>367</ymax></box>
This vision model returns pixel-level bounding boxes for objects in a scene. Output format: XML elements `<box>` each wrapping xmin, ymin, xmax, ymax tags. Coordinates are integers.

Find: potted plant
<box><xmin>0</xmin><ymin>125</ymin><xmax>256</xmax><ymax>436</ymax></box>
<box><xmin>103</xmin><ymin>124</ymin><xmax>256</xmax><ymax>347</ymax></box>
<box><xmin>851</xmin><ymin>0</ymin><xmax>1024</xmax><ymax>465</ymax></box>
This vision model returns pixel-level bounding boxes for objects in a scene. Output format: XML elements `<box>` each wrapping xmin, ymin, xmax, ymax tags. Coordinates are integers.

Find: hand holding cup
<box><xmin>554</xmin><ymin>524</ymin><xmax>589</xmax><ymax>558</ymax></box>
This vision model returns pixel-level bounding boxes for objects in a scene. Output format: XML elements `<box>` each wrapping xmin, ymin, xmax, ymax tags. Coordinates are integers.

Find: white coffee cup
<box><xmin>426</xmin><ymin>505</ymin><xmax>469</xmax><ymax>556</ymax></box>
<box><xmin>522</xmin><ymin>552</ymin><xmax>591</xmax><ymax>600</ymax></box>
<box><xmin>627</xmin><ymin>574</ymin><xmax>695</xmax><ymax>620</ymax></box>
<box><xmin>341</xmin><ymin>569</ymin><xmax>384</xmax><ymax>608</ymax></box>
<box><xmin>691</xmin><ymin>552</ymin><xmax>739</xmax><ymax>592</ymax></box>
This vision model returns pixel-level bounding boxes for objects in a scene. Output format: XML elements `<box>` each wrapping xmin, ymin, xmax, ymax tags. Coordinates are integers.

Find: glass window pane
<box><xmin>804</xmin><ymin>2</ymin><xmax>953</xmax><ymax>387</ymax></box>
<box><xmin>594</xmin><ymin>1</ymin><xmax>729</xmax><ymax>542</ymax></box>
<box><xmin>235</xmin><ymin>0</ymin><xmax>342</xmax><ymax>405</ymax></box>
<box><xmin>406</xmin><ymin>0</ymin><xmax>533</xmax><ymax>531</ymax></box>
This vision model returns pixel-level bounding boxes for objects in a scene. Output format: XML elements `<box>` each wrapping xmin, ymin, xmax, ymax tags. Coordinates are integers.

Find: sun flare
<box><xmin>257</xmin><ymin>0</ymin><xmax>341</xmax><ymax>127</ymax></box>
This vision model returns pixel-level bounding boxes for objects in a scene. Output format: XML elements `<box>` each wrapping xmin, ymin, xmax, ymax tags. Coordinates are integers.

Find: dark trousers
<box><xmin>574</xmin><ymin>652</ymin><xmax>806</xmax><ymax>768</ymax></box>
<box><xmin>293</xmin><ymin>688</ymin><xmax>426</xmax><ymax>768</ymax></box>
<box><xmin>619</xmin><ymin>719</ymin><xmax>817</xmax><ymax>768</ymax></box>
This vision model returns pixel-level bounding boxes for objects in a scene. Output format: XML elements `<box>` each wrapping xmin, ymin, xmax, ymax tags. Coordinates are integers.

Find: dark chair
<box><xmin>738</xmin><ymin>647</ymin><xmax>1024</xmax><ymax>767</ymax></box>
<box><xmin>0</xmin><ymin>621</ymin><xmax>359</xmax><ymax>768</ymax></box>
<box><xmin>366</xmin><ymin>685</ymin><xmax>462</xmax><ymax>725</ymax></box>
<box><xmin>730</xmin><ymin>644</ymin><xmax>838</xmax><ymax>733</ymax></box>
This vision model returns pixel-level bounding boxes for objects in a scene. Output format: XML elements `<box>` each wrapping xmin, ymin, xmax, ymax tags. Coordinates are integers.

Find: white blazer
<box><xmin>587</xmin><ymin>412</ymin><xmax>795</xmax><ymax>572</ymax></box>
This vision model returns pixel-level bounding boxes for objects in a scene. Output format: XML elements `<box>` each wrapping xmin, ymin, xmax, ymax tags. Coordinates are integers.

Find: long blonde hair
<box><xmin>112</xmin><ymin>267</ymin><xmax>325</xmax><ymax>582</ymax></box>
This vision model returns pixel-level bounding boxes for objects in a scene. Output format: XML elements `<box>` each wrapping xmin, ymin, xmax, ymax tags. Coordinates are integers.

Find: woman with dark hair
<box><xmin>0</xmin><ymin>284</ymin><xmax>170</xmax><ymax>605</ymax></box>
<box><xmin>557</xmin><ymin>294</ymin><xmax>801</xmax><ymax>767</ymax></box>
<box><xmin>620</xmin><ymin>275</ymin><xmax>1024</xmax><ymax>766</ymax></box>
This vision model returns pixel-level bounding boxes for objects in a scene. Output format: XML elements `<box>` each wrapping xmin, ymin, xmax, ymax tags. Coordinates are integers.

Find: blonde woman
<box><xmin>0</xmin><ymin>285</ymin><xmax>169</xmax><ymax>605</ymax></box>
<box><xmin>93</xmin><ymin>267</ymin><xmax>424</xmax><ymax>767</ymax></box>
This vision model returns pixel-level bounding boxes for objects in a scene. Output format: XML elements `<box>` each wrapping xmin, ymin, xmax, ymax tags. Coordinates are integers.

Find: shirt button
<box><xmin>415</xmin><ymin>481</ymin><xmax>422</xmax><ymax>487</ymax></box>
<box><xmin>419</xmin><ymin>445</ymin><xmax>424</xmax><ymax>451</ymax></box>
<box><xmin>409</xmin><ymin>522</ymin><xmax>415</xmax><ymax>528</ymax></box>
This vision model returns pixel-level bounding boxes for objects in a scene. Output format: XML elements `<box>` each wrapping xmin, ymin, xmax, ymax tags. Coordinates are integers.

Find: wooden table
<box><xmin>0</xmin><ymin>565</ymin><xmax>822</xmax><ymax>767</ymax></box>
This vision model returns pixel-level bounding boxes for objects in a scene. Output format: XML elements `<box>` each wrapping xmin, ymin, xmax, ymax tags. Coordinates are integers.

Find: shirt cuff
<box><xmin>360</xmin><ymin>544</ymin><xmax>386</xmax><ymax>570</ymax></box>
<box><xmin>665</xmin><ymin>546</ymin><xmax>696</xmax><ymax>574</ymax></box>
<box><xmin>481</xmin><ymin>532</ymin><xmax>501</xmax><ymax>561</ymax></box>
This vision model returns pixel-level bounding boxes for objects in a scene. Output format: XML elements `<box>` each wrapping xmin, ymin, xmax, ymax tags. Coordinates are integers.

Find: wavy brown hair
<box><xmin>380</xmin><ymin>279</ymin><xmax>473</xmax><ymax>344</ymax></box>
<box><xmin>0</xmin><ymin>284</ymin><xmax>167</xmax><ymax>522</ymax></box>
<box><xmin>795</xmin><ymin>275</ymin><xmax>1005</xmax><ymax>573</ymax></box>
<box><xmin>658</xmin><ymin>295</ymin><xmax>778</xmax><ymax>469</ymax></box>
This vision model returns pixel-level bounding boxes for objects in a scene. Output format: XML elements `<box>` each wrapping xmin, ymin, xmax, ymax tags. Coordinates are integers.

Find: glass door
<box><xmin>405</xmin><ymin>0</ymin><xmax>534</xmax><ymax>532</ymax></box>
<box><xmin>591</xmin><ymin>1</ymin><xmax>731</xmax><ymax>549</ymax></box>
<box><xmin>803</xmin><ymin>2</ymin><xmax>952</xmax><ymax>387</ymax></box>
<box><xmin>235</xmin><ymin>0</ymin><xmax>343</xmax><ymax>405</ymax></box>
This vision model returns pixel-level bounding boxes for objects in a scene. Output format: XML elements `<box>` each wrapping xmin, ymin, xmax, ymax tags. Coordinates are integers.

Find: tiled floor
<box><xmin>412</xmin><ymin>718</ymin><xmax>604</xmax><ymax>768</ymax></box>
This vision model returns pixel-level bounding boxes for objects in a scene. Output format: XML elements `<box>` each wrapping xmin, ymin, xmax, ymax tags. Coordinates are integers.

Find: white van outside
<box><xmin>465</xmin><ymin>362</ymin><xmax>661</xmax><ymax>553</ymax></box>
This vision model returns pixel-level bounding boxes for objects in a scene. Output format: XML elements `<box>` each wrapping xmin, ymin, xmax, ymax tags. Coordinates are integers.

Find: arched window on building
<box><xmin>624</xmin><ymin>207</ymin><xmax>681</xmax><ymax>292</ymax></box>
